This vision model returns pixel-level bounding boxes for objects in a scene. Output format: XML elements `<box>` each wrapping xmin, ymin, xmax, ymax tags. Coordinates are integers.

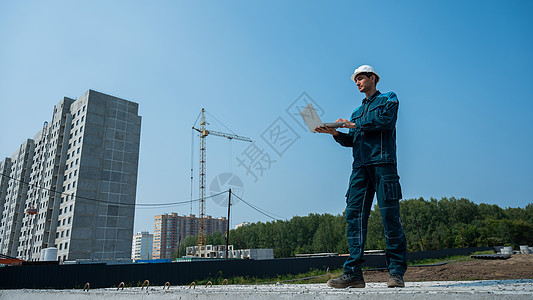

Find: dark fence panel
<box><xmin>0</xmin><ymin>247</ymin><xmax>491</xmax><ymax>289</ymax></box>
<box><xmin>0</xmin><ymin>255</ymin><xmax>375</xmax><ymax>289</ymax></box>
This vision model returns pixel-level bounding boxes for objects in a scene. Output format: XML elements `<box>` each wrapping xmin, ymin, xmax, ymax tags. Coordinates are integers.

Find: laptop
<box><xmin>300</xmin><ymin>103</ymin><xmax>345</xmax><ymax>133</ymax></box>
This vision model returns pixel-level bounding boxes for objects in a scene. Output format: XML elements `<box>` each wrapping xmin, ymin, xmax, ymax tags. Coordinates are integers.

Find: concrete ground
<box><xmin>2</xmin><ymin>279</ymin><xmax>533</xmax><ymax>300</ymax></box>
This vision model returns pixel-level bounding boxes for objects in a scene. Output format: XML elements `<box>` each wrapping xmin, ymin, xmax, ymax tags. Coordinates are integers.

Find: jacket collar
<box><xmin>363</xmin><ymin>90</ymin><xmax>381</xmax><ymax>104</ymax></box>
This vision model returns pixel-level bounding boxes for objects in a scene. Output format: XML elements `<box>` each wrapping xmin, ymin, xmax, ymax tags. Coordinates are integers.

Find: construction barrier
<box><xmin>0</xmin><ymin>247</ymin><xmax>492</xmax><ymax>289</ymax></box>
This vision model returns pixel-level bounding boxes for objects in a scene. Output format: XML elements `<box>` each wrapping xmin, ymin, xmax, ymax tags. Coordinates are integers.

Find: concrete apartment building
<box><xmin>0</xmin><ymin>140</ymin><xmax>35</xmax><ymax>258</ymax></box>
<box><xmin>153</xmin><ymin>213</ymin><xmax>228</xmax><ymax>259</ymax></box>
<box><xmin>131</xmin><ymin>231</ymin><xmax>153</xmax><ymax>261</ymax></box>
<box><xmin>0</xmin><ymin>90</ymin><xmax>141</xmax><ymax>262</ymax></box>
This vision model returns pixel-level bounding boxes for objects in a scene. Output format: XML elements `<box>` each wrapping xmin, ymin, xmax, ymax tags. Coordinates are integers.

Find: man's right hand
<box><xmin>315</xmin><ymin>126</ymin><xmax>339</xmax><ymax>136</ymax></box>
<box><xmin>335</xmin><ymin>118</ymin><xmax>355</xmax><ymax>128</ymax></box>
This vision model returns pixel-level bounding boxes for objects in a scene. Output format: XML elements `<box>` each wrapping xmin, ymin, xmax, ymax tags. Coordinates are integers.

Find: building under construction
<box><xmin>152</xmin><ymin>213</ymin><xmax>227</xmax><ymax>259</ymax></box>
<box><xmin>0</xmin><ymin>90</ymin><xmax>141</xmax><ymax>262</ymax></box>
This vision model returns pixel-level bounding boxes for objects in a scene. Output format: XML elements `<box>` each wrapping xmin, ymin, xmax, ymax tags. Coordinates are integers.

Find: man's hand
<box><xmin>335</xmin><ymin>118</ymin><xmax>355</xmax><ymax>128</ymax></box>
<box><xmin>314</xmin><ymin>126</ymin><xmax>339</xmax><ymax>136</ymax></box>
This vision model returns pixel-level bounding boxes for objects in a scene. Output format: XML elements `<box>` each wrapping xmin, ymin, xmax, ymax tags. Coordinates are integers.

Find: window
<box><xmin>68</xmin><ymin>217</ymin><xmax>71</xmax><ymax>224</ymax></box>
<box><xmin>83</xmin><ymin>106</ymin><xmax>85</xmax><ymax>112</ymax></box>
<box><xmin>66</xmin><ymin>229</ymin><xmax>69</xmax><ymax>237</ymax></box>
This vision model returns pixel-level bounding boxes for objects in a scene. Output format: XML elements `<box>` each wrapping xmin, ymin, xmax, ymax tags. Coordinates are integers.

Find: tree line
<box><xmin>174</xmin><ymin>197</ymin><xmax>533</xmax><ymax>258</ymax></box>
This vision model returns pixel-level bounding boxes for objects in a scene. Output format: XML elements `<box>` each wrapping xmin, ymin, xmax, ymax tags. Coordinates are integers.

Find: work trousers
<box><xmin>343</xmin><ymin>164</ymin><xmax>407</xmax><ymax>276</ymax></box>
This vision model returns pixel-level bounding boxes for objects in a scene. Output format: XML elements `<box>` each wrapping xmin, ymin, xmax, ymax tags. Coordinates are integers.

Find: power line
<box><xmin>1</xmin><ymin>173</ymin><xmax>286</xmax><ymax>220</ymax></box>
<box><xmin>0</xmin><ymin>173</ymin><xmax>227</xmax><ymax>208</ymax></box>
<box><xmin>231</xmin><ymin>192</ymin><xmax>285</xmax><ymax>221</ymax></box>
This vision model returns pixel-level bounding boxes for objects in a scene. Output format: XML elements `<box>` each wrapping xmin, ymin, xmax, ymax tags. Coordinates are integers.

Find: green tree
<box><xmin>207</xmin><ymin>200</ymin><xmax>533</xmax><ymax>258</ymax></box>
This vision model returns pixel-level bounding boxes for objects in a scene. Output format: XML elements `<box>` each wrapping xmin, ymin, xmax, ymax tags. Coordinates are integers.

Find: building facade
<box><xmin>235</xmin><ymin>222</ymin><xmax>250</xmax><ymax>229</ymax></box>
<box><xmin>0</xmin><ymin>90</ymin><xmax>142</xmax><ymax>262</ymax></box>
<box><xmin>153</xmin><ymin>213</ymin><xmax>228</xmax><ymax>259</ymax></box>
<box><xmin>0</xmin><ymin>140</ymin><xmax>34</xmax><ymax>258</ymax></box>
<box><xmin>131</xmin><ymin>231</ymin><xmax>153</xmax><ymax>261</ymax></box>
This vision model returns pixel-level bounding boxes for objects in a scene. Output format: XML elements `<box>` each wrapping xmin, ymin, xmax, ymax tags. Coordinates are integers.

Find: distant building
<box><xmin>235</xmin><ymin>222</ymin><xmax>250</xmax><ymax>229</ymax></box>
<box><xmin>131</xmin><ymin>231</ymin><xmax>153</xmax><ymax>261</ymax></box>
<box><xmin>153</xmin><ymin>213</ymin><xmax>228</xmax><ymax>259</ymax></box>
<box><xmin>0</xmin><ymin>90</ymin><xmax>142</xmax><ymax>262</ymax></box>
<box><xmin>186</xmin><ymin>244</ymin><xmax>273</xmax><ymax>260</ymax></box>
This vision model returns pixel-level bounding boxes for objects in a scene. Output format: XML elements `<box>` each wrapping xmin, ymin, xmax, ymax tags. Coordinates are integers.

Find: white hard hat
<box><xmin>351</xmin><ymin>65</ymin><xmax>380</xmax><ymax>83</ymax></box>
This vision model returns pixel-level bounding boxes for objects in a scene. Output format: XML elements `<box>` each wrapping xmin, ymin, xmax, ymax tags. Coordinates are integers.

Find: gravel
<box><xmin>2</xmin><ymin>279</ymin><xmax>533</xmax><ymax>300</ymax></box>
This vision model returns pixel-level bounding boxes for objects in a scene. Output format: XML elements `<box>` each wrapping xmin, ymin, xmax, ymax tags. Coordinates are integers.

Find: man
<box><xmin>315</xmin><ymin>65</ymin><xmax>407</xmax><ymax>288</ymax></box>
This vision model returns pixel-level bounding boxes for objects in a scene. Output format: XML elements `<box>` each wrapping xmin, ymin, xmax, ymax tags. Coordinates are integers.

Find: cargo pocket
<box><xmin>382</xmin><ymin>174</ymin><xmax>402</xmax><ymax>202</ymax></box>
<box><xmin>345</xmin><ymin>170</ymin><xmax>357</xmax><ymax>202</ymax></box>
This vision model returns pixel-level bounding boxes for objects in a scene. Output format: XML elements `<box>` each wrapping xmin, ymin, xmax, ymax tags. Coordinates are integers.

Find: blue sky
<box><xmin>1</xmin><ymin>1</ymin><xmax>532</xmax><ymax>233</ymax></box>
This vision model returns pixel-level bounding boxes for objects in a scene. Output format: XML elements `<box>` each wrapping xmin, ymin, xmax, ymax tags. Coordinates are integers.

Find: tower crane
<box><xmin>192</xmin><ymin>108</ymin><xmax>252</xmax><ymax>257</ymax></box>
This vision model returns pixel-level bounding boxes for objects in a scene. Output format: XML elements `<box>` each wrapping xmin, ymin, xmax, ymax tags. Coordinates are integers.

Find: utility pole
<box><xmin>177</xmin><ymin>234</ymin><xmax>182</xmax><ymax>259</ymax></box>
<box><xmin>225</xmin><ymin>189</ymin><xmax>231</xmax><ymax>260</ymax></box>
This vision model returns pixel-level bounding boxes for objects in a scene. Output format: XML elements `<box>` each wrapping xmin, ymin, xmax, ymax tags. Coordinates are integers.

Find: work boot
<box><xmin>327</xmin><ymin>273</ymin><xmax>365</xmax><ymax>288</ymax></box>
<box><xmin>387</xmin><ymin>273</ymin><xmax>405</xmax><ymax>288</ymax></box>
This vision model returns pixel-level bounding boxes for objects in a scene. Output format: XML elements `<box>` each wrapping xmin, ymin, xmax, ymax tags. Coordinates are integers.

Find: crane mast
<box><xmin>192</xmin><ymin>108</ymin><xmax>252</xmax><ymax>257</ymax></box>
<box><xmin>198</xmin><ymin>109</ymin><xmax>207</xmax><ymax>248</ymax></box>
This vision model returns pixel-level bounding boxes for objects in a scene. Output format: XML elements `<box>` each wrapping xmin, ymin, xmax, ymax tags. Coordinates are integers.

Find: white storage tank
<box><xmin>40</xmin><ymin>247</ymin><xmax>58</xmax><ymax>261</ymax></box>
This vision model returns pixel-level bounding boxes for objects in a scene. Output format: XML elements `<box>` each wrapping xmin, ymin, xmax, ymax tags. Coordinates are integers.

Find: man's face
<box><xmin>355</xmin><ymin>74</ymin><xmax>375</xmax><ymax>93</ymax></box>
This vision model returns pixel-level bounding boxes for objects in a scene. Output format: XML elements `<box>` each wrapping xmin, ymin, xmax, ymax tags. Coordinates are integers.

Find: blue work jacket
<box><xmin>334</xmin><ymin>91</ymin><xmax>399</xmax><ymax>168</ymax></box>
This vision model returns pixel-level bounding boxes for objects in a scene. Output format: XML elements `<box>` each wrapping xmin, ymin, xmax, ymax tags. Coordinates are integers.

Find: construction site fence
<box><xmin>0</xmin><ymin>246</ymin><xmax>492</xmax><ymax>289</ymax></box>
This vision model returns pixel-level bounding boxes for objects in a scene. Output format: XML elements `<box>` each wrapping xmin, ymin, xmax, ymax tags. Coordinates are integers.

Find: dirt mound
<box><xmin>363</xmin><ymin>254</ymin><xmax>533</xmax><ymax>282</ymax></box>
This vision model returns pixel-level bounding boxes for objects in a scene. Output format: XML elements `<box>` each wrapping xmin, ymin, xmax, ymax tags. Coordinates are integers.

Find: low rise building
<box><xmin>186</xmin><ymin>244</ymin><xmax>274</xmax><ymax>260</ymax></box>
